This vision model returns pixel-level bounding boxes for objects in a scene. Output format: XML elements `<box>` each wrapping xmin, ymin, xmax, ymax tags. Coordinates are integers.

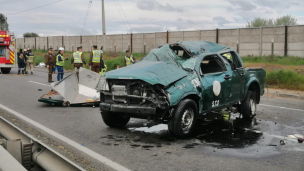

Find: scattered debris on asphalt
<box><xmin>280</xmin><ymin>140</ymin><xmax>286</xmax><ymax>145</ymax></box>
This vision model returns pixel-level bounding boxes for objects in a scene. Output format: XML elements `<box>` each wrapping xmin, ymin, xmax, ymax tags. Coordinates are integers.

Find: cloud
<box><xmin>213</xmin><ymin>16</ymin><xmax>230</xmax><ymax>27</ymax></box>
<box><xmin>228</xmin><ymin>0</ymin><xmax>257</xmax><ymax>11</ymax></box>
<box><xmin>136</xmin><ymin>0</ymin><xmax>183</xmax><ymax>12</ymax></box>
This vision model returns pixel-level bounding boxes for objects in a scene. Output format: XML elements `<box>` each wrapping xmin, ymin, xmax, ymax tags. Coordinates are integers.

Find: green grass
<box><xmin>242</xmin><ymin>56</ymin><xmax>304</xmax><ymax>66</ymax></box>
<box><xmin>266</xmin><ymin>70</ymin><xmax>304</xmax><ymax>91</ymax></box>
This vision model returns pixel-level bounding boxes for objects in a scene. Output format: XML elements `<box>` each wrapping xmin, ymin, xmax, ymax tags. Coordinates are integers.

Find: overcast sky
<box><xmin>2</xmin><ymin>0</ymin><xmax>304</xmax><ymax>38</ymax></box>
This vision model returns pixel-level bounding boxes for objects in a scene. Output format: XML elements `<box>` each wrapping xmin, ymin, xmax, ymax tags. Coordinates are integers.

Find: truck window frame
<box><xmin>200</xmin><ymin>54</ymin><xmax>227</xmax><ymax>75</ymax></box>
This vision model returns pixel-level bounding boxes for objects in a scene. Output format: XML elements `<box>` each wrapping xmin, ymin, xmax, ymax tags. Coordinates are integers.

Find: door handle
<box><xmin>241</xmin><ymin>73</ymin><xmax>245</xmax><ymax>77</ymax></box>
<box><xmin>224</xmin><ymin>75</ymin><xmax>231</xmax><ymax>80</ymax></box>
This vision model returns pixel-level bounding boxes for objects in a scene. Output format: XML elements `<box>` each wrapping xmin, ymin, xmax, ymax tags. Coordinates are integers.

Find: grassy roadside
<box><xmin>242</xmin><ymin>56</ymin><xmax>304</xmax><ymax>66</ymax></box>
<box><xmin>33</xmin><ymin>50</ymin><xmax>304</xmax><ymax>91</ymax></box>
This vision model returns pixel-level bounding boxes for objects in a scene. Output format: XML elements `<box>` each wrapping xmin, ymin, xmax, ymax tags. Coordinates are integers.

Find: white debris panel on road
<box><xmin>51</xmin><ymin>68</ymin><xmax>105</xmax><ymax>104</ymax></box>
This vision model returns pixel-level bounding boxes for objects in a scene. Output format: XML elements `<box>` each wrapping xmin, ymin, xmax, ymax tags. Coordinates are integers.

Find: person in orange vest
<box><xmin>123</xmin><ymin>50</ymin><xmax>136</xmax><ymax>67</ymax></box>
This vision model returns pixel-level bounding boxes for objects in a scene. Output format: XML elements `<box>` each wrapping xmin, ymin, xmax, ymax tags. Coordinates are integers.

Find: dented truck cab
<box><xmin>99</xmin><ymin>41</ymin><xmax>266</xmax><ymax>138</ymax></box>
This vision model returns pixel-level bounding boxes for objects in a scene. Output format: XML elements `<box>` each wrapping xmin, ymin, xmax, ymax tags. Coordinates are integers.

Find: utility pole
<box><xmin>102</xmin><ymin>0</ymin><xmax>106</xmax><ymax>50</ymax></box>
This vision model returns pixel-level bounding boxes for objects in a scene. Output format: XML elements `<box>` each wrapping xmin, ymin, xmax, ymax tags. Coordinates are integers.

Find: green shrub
<box><xmin>266</xmin><ymin>70</ymin><xmax>304</xmax><ymax>90</ymax></box>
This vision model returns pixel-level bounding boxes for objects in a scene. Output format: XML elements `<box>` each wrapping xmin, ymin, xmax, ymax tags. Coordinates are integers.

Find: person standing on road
<box><xmin>71</xmin><ymin>47</ymin><xmax>86</xmax><ymax>69</ymax></box>
<box><xmin>56</xmin><ymin>47</ymin><xmax>68</xmax><ymax>81</ymax></box>
<box><xmin>17</xmin><ymin>49</ymin><xmax>26</xmax><ymax>75</ymax></box>
<box><xmin>89</xmin><ymin>45</ymin><xmax>105</xmax><ymax>73</ymax></box>
<box><xmin>23</xmin><ymin>49</ymin><xmax>28</xmax><ymax>74</ymax></box>
<box><xmin>26</xmin><ymin>48</ymin><xmax>34</xmax><ymax>74</ymax></box>
<box><xmin>123</xmin><ymin>50</ymin><xmax>136</xmax><ymax>67</ymax></box>
<box><xmin>45</xmin><ymin>48</ymin><xmax>56</xmax><ymax>83</ymax></box>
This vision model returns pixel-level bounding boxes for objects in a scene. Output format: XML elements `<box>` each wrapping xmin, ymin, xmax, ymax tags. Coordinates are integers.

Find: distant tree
<box><xmin>246</xmin><ymin>17</ymin><xmax>273</xmax><ymax>27</ymax></box>
<box><xmin>274</xmin><ymin>15</ymin><xmax>298</xmax><ymax>26</ymax></box>
<box><xmin>23</xmin><ymin>32</ymin><xmax>40</xmax><ymax>37</ymax></box>
<box><xmin>0</xmin><ymin>13</ymin><xmax>9</xmax><ymax>31</ymax></box>
<box><xmin>246</xmin><ymin>15</ymin><xmax>298</xmax><ymax>28</ymax></box>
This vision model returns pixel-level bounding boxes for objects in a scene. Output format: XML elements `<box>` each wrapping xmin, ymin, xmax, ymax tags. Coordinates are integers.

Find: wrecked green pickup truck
<box><xmin>99</xmin><ymin>41</ymin><xmax>266</xmax><ymax>138</ymax></box>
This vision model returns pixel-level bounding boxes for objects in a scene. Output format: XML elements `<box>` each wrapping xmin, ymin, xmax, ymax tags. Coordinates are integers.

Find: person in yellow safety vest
<box><xmin>223</xmin><ymin>53</ymin><xmax>232</xmax><ymax>61</ymax></box>
<box><xmin>71</xmin><ymin>47</ymin><xmax>86</xmax><ymax>69</ymax></box>
<box><xmin>123</xmin><ymin>50</ymin><xmax>136</xmax><ymax>67</ymax></box>
<box><xmin>99</xmin><ymin>64</ymin><xmax>107</xmax><ymax>75</ymax></box>
<box><xmin>89</xmin><ymin>45</ymin><xmax>105</xmax><ymax>73</ymax></box>
<box><xmin>26</xmin><ymin>48</ymin><xmax>34</xmax><ymax>74</ymax></box>
<box><xmin>56</xmin><ymin>47</ymin><xmax>68</xmax><ymax>81</ymax></box>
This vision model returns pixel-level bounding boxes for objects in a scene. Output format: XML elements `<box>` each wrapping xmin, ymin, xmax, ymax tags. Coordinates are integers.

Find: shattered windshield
<box><xmin>142</xmin><ymin>44</ymin><xmax>198</xmax><ymax>70</ymax></box>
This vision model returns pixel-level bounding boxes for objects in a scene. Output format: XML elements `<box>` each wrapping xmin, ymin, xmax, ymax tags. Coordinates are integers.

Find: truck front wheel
<box><xmin>241</xmin><ymin>90</ymin><xmax>257</xmax><ymax>118</ymax></box>
<box><xmin>1</xmin><ymin>68</ymin><xmax>11</xmax><ymax>74</ymax></box>
<box><xmin>101</xmin><ymin>111</ymin><xmax>130</xmax><ymax>128</ymax></box>
<box><xmin>168</xmin><ymin>99</ymin><xmax>197</xmax><ymax>138</ymax></box>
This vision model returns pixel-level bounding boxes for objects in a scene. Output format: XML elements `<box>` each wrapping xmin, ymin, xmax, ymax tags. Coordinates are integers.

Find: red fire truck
<box><xmin>0</xmin><ymin>31</ymin><xmax>16</xmax><ymax>74</ymax></box>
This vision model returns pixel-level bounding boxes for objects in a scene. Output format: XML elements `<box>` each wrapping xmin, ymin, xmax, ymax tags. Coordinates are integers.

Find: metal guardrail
<box><xmin>0</xmin><ymin>117</ymin><xmax>82</xmax><ymax>171</ymax></box>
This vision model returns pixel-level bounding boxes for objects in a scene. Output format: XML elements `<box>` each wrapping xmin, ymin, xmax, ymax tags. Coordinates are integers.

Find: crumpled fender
<box><xmin>166</xmin><ymin>74</ymin><xmax>201</xmax><ymax>106</ymax></box>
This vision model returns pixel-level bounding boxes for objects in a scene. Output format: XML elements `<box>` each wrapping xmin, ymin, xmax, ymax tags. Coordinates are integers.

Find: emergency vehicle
<box><xmin>0</xmin><ymin>31</ymin><xmax>16</xmax><ymax>74</ymax></box>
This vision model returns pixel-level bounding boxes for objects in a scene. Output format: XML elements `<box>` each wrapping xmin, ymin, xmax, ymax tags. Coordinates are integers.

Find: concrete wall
<box><xmin>15</xmin><ymin>25</ymin><xmax>304</xmax><ymax>57</ymax></box>
<box><xmin>262</xmin><ymin>27</ymin><xmax>285</xmax><ymax>56</ymax></box>
<box><xmin>288</xmin><ymin>26</ymin><xmax>304</xmax><ymax>57</ymax></box>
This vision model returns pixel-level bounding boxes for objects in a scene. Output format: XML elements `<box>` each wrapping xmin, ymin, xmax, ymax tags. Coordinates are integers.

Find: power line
<box><xmin>112</xmin><ymin>0</ymin><xmax>130</xmax><ymax>32</ymax></box>
<box><xmin>115</xmin><ymin>0</ymin><xmax>131</xmax><ymax>32</ymax></box>
<box><xmin>81</xmin><ymin>0</ymin><xmax>93</xmax><ymax>35</ymax></box>
<box><xmin>7</xmin><ymin>0</ymin><xmax>64</xmax><ymax>15</ymax></box>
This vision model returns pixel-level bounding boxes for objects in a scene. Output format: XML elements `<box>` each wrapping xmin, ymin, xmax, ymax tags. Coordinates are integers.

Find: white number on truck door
<box><xmin>212</xmin><ymin>100</ymin><xmax>220</xmax><ymax>107</ymax></box>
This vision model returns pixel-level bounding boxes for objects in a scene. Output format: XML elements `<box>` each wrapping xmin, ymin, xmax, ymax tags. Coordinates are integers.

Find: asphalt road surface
<box><xmin>0</xmin><ymin>68</ymin><xmax>304</xmax><ymax>171</ymax></box>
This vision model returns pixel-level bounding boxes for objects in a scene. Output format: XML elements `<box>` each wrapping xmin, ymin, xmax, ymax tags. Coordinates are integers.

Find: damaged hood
<box><xmin>105</xmin><ymin>61</ymin><xmax>188</xmax><ymax>86</ymax></box>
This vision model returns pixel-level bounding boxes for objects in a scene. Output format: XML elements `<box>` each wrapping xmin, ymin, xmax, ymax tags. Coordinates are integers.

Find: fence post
<box><xmin>216</xmin><ymin>28</ymin><xmax>219</xmax><ymax>43</ymax></box>
<box><xmin>259</xmin><ymin>27</ymin><xmax>262</xmax><ymax>56</ymax></box>
<box><xmin>144</xmin><ymin>42</ymin><xmax>146</xmax><ymax>54</ymax></box>
<box><xmin>236</xmin><ymin>41</ymin><xmax>239</xmax><ymax>53</ymax></box>
<box><xmin>166</xmin><ymin>31</ymin><xmax>169</xmax><ymax>43</ymax></box>
<box><xmin>284</xmin><ymin>25</ymin><xmax>288</xmax><ymax>56</ymax></box>
<box><xmin>271</xmin><ymin>38</ymin><xmax>274</xmax><ymax>61</ymax></box>
<box><xmin>154</xmin><ymin>32</ymin><xmax>156</xmax><ymax>48</ymax></box>
<box><xmin>130</xmin><ymin>33</ymin><xmax>133</xmax><ymax>52</ymax></box>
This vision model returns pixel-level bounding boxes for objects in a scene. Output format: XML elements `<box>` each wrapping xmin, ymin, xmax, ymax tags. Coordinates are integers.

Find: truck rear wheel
<box><xmin>101</xmin><ymin>111</ymin><xmax>130</xmax><ymax>128</ymax></box>
<box><xmin>168</xmin><ymin>99</ymin><xmax>197</xmax><ymax>138</ymax></box>
<box><xmin>1</xmin><ymin>68</ymin><xmax>11</xmax><ymax>74</ymax></box>
<box><xmin>241</xmin><ymin>90</ymin><xmax>257</xmax><ymax>118</ymax></box>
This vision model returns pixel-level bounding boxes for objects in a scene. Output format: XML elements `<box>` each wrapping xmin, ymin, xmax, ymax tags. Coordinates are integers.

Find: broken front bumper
<box><xmin>100</xmin><ymin>103</ymin><xmax>156</xmax><ymax>115</ymax></box>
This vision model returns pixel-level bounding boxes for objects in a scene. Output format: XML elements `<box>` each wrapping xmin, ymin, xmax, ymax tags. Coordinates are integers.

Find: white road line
<box><xmin>29</xmin><ymin>81</ymin><xmax>50</xmax><ymax>87</ymax></box>
<box><xmin>0</xmin><ymin>104</ymin><xmax>131</xmax><ymax>171</ymax></box>
<box><xmin>260</xmin><ymin>104</ymin><xmax>304</xmax><ymax>112</ymax></box>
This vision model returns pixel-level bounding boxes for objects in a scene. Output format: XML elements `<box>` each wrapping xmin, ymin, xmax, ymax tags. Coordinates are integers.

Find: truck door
<box><xmin>221</xmin><ymin>52</ymin><xmax>246</xmax><ymax>102</ymax></box>
<box><xmin>200</xmin><ymin>55</ymin><xmax>231</xmax><ymax>111</ymax></box>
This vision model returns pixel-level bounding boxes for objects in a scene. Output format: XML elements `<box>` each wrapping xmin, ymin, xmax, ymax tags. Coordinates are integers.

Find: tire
<box><xmin>241</xmin><ymin>90</ymin><xmax>257</xmax><ymax>118</ymax></box>
<box><xmin>101</xmin><ymin>111</ymin><xmax>130</xmax><ymax>128</ymax></box>
<box><xmin>1</xmin><ymin>68</ymin><xmax>11</xmax><ymax>74</ymax></box>
<box><xmin>168</xmin><ymin>99</ymin><xmax>198</xmax><ymax>138</ymax></box>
